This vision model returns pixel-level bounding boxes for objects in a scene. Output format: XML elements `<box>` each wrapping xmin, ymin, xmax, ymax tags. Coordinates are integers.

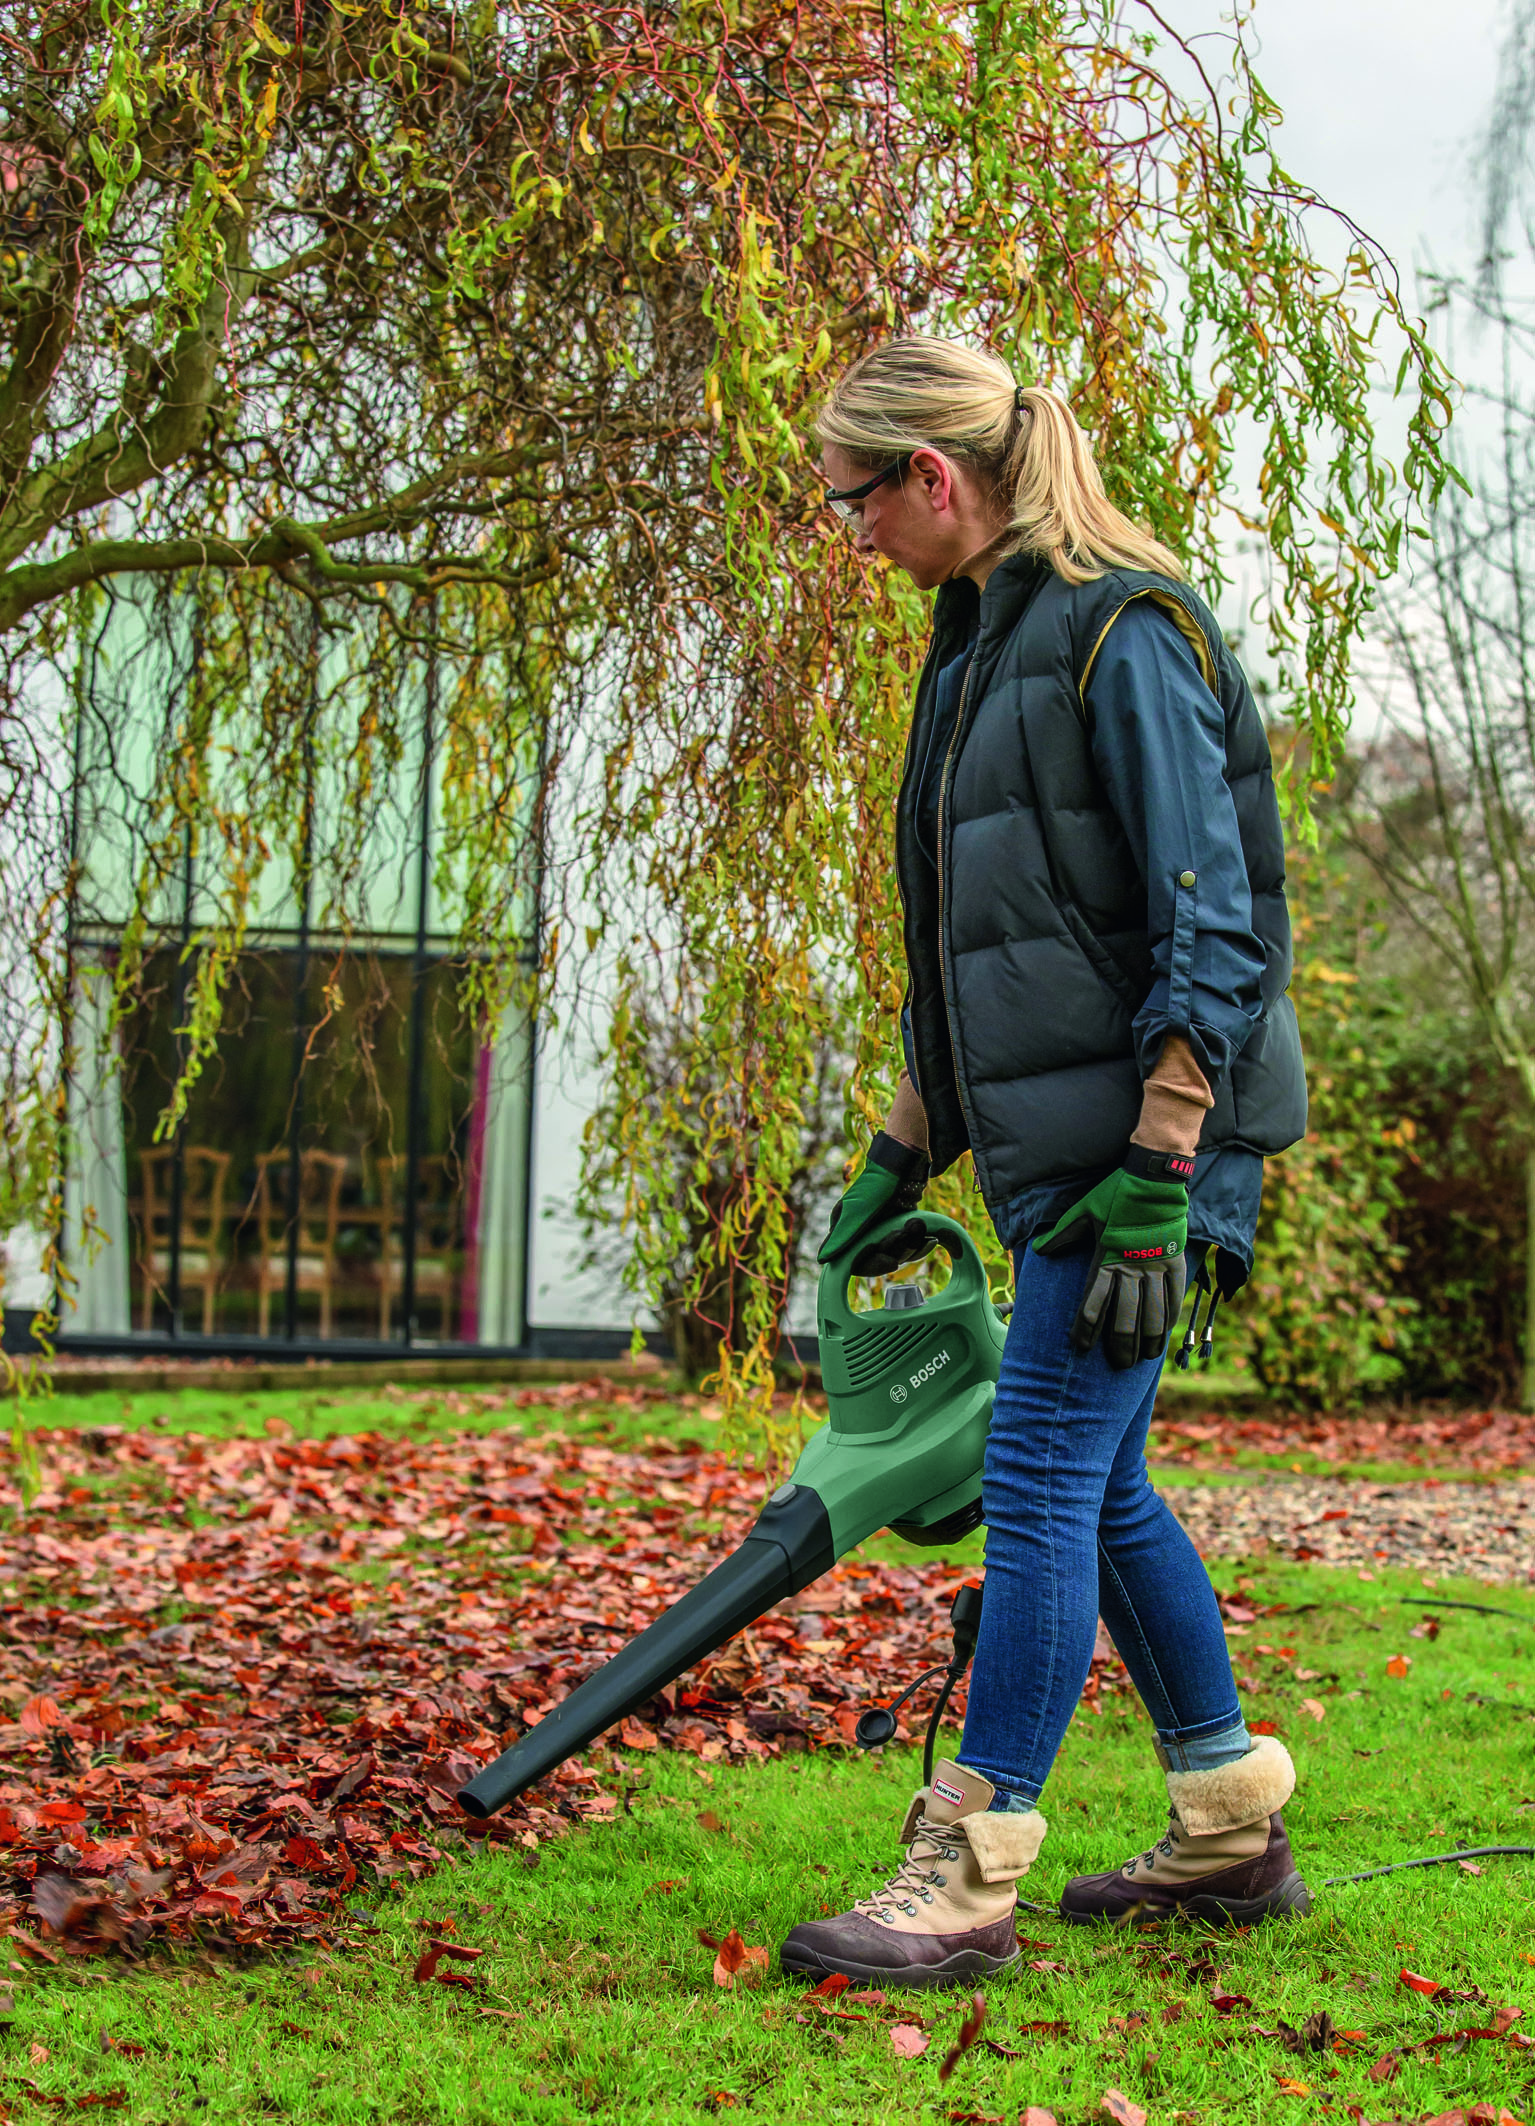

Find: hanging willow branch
<box><xmin>0</xmin><ymin>0</ymin><xmax>1458</xmax><ymax>1434</ymax></box>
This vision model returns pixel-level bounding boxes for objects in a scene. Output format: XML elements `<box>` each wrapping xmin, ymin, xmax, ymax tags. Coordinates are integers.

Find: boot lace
<box><xmin>1123</xmin><ymin>1810</ymin><xmax>1182</xmax><ymax>1880</ymax></box>
<box><xmin>854</xmin><ymin>1815</ymin><xmax>963</xmax><ymax>1926</ymax></box>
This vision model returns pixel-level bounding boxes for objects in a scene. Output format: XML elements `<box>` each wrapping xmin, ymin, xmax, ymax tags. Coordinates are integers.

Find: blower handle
<box><xmin>816</xmin><ymin>1209</ymin><xmax>996</xmax><ymax>1342</ymax></box>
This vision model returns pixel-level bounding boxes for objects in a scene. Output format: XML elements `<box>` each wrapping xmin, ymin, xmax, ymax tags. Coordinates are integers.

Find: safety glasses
<box><xmin>823</xmin><ymin>455</ymin><xmax>913</xmax><ymax>525</ymax></box>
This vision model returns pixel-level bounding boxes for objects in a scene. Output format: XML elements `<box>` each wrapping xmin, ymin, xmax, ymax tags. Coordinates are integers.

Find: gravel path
<box><xmin>1165</xmin><ymin>1475</ymin><xmax>1535</xmax><ymax>1587</ymax></box>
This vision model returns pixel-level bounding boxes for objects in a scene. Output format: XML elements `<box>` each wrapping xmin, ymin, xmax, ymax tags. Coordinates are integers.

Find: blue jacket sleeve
<box><xmin>1083</xmin><ymin>596</ymin><xmax>1267</xmax><ymax>1092</ymax></box>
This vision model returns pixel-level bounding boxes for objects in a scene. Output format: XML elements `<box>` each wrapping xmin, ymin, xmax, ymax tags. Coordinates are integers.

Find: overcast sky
<box><xmin>1207</xmin><ymin>0</ymin><xmax>1505</xmax><ymax>301</ymax></box>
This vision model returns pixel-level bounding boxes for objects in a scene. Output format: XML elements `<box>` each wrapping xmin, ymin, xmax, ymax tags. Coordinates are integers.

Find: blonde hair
<box><xmin>814</xmin><ymin>336</ymin><xmax>1185</xmax><ymax>586</ymax></box>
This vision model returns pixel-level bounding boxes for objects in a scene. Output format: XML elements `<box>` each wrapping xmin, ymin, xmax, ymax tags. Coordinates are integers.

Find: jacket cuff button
<box><xmin>1178</xmin><ymin>870</ymin><xmax>1197</xmax><ymax>887</ymax></box>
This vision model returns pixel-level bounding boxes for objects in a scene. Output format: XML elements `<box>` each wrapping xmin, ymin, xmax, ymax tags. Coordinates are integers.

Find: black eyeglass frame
<box><xmin>823</xmin><ymin>454</ymin><xmax>914</xmax><ymax>524</ymax></box>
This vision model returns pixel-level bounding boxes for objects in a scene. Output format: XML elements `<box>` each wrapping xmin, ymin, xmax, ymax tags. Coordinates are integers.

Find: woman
<box><xmin>779</xmin><ymin>338</ymin><xmax>1310</xmax><ymax>1990</ymax></box>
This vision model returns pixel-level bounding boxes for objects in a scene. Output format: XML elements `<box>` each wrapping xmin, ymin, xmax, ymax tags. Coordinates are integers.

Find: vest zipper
<box><xmin>936</xmin><ymin>653</ymin><xmax>988</xmax><ymax>1181</ymax></box>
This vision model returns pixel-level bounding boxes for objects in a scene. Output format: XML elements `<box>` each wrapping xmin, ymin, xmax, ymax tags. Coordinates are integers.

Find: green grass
<box><xmin>23</xmin><ymin>1379</ymin><xmax>718</xmax><ymax>1453</ymax></box>
<box><xmin>6</xmin><ymin>1551</ymin><xmax>1535</xmax><ymax>2122</ymax></box>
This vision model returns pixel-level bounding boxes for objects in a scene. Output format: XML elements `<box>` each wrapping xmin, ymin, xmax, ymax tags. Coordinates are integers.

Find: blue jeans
<box><xmin>957</xmin><ymin>1244</ymin><xmax>1248</xmax><ymax>1806</ymax></box>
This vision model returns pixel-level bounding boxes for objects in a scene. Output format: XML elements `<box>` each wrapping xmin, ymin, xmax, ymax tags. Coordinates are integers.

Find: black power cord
<box><xmin>1326</xmin><ymin>1845</ymin><xmax>1535</xmax><ymax>1886</ymax></box>
<box><xmin>1399</xmin><ymin>1597</ymin><xmax>1530</xmax><ymax>1621</ymax></box>
<box><xmin>854</xmin><ymin>1582</ymin><xmax>985</xmax><ymax>1786</ymax></box>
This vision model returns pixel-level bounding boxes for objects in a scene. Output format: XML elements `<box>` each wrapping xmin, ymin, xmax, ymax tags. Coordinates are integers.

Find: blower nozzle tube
<box><xmin>457</xmin><ymin>1484</ymin><xmax>835</xmax><ymax>1820</ymax></box>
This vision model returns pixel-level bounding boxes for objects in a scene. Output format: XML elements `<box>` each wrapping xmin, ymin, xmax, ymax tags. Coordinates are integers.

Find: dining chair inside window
<box><xmin>252</xmin><ymin>1149</ymin><xmax>348</xmax><ymax>1338</ymax></box>
<box><xmin>137</xmin><ymin>1145</ymin><xmax>232</xmax><ymax>1333</ymax></box>
<box><xmin>376</xmin><ymin>1153</ymin><xmax>460</xmax><ymax>1340</ymax></box>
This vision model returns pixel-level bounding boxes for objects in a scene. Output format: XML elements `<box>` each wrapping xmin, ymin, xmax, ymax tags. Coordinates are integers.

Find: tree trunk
<box><xmin>1525</xmin><ymin>1144</ymin><xmax>1535</xmax><ymax>1413</ymax></box>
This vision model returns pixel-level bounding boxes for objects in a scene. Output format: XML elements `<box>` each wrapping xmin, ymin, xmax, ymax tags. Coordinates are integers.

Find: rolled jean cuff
<box><xmin>1154</xmin><ymin>1718</ymin><xmax>1251</xmax><ymax>1773</ymax></box>
<box><xmin>957</xmin><ymin>1763</ymin><xmax>1042</xmax><ymax>1813</ymax></box>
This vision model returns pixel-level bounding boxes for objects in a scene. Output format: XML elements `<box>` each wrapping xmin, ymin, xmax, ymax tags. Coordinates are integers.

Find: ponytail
<box><xmin>813</xmin><ymin>336</ymin><xmax>1185</xmax><ymax>586</ymax></box>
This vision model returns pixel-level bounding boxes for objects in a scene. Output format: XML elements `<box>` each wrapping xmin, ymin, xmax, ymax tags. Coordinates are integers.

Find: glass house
<box><xmin>57</xmin><ymin>596</ymin><xmax>539</xmax><ymax>1353</ymax></box>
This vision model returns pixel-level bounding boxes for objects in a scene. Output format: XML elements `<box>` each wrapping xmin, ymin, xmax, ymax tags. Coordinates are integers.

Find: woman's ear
<box><xmin>907</xmin><ymin>447</ymin><xmax>955</xmax><ymax>515</ymax></box>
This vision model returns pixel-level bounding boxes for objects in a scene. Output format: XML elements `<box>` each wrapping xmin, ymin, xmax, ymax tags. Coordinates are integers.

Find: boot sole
<box><xmin>1060</xmin><ymin>1871</ymin><xmax>1313</xmax><ymax>1929</ymax></box>
<box><xmin>780</xmin><ymin>1944</ymin><xmax>1021</xmax><ymax>1991</ymax></box>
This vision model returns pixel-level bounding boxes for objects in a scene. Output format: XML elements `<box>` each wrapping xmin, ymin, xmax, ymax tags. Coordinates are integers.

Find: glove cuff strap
<box><xmin>1123</xmin><ymin>1143</ymin><xmax>1194</xmax><ymax>1188</ymax></box>
<box><xmin>868</xmin><ymin>1131</ymin><xmax>931</xmax><ymax>1190</ymax></box>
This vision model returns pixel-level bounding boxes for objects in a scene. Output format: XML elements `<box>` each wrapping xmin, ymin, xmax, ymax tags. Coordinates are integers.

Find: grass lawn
<box><xmin>4</xmin><ymin>1383</ymin><xmax>1533</xmax><ymax>2123</ymax></box>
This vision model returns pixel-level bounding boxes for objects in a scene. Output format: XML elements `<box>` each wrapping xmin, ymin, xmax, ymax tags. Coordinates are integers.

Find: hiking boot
<box><xmin>779</xmin><ymin>1760</ymin><xmax>1046</xmax><ymax>1991</ymax></box>
<box><xmin>1060</xmin><ymin>1736</ymin><xmax>1311</xmax><ymax>1926</ymax></box>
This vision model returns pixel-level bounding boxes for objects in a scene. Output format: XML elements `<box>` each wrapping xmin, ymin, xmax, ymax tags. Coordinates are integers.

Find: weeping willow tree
<box><xmin>1</xmin><ymin>0</ymin><xmax>1456</xmax><ymax>1422</ymax></box>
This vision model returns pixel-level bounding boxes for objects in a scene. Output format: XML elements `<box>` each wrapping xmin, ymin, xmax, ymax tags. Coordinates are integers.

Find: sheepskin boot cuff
<box><xmin>899</xmin><ymin>1776</ymin><xmax>1048</xmax><ymax>1883</ymax></box>
<box><xmin>1165</xmin><ymin>1735</ymin><xmax>1295</xmax><ymax>1837</ymax></box>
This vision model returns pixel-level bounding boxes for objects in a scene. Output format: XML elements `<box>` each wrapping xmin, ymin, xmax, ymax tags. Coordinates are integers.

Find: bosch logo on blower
<box><xmin>890</xmin><ymin>1346</ymin><xmax>953</xmax><ymax>1403</ymax></box>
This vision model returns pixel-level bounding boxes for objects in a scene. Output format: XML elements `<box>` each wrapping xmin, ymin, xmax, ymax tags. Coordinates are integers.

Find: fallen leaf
<box><xmin>938</xmin><ymin>1992</ymin><xmax>986</xmax><ymax>2083</ymax></box>
<box><xmin>697</xmin><ymin>1810</ymin><xmax>725</xmax><ymax>1834</ymax></box>
<box><xmin>1099</xmin><ymin>2092</ymin><xmax>1147</xmax><ymax>2126</ymax></box>
<box><xmin>1280</xmin><ymin>2010</ymin><xmax>1336</xmax><ymax>2053</ymax></box>
<box><xmin>1211</xmin><ymin>1988</ymin><xmax>1253</xmax><ymax>2017</ymax></box>
<box><xmin>1458</xmin><ymin>1859</ymin><xmax>1484</xmax><ymax>1876</ymax></box>
<box><xmin>98</xmin><ymin>2031</ymin><xmax>147</xmax><ymax>2059</ymax></box>
<box><xmin>28</xmin><ymin>2042</ymin><xmax>47</xmax><ymax>2066</ymax></box>
<box><xmin>1022</xmin><ymin>2112</ymin><xmax>1059</xmax><ymax>2126</ymax></box>
<box><xmin>646</xmin><ymin>1880</ymin><xmax>687</xmax><ymax>1895</ymax></box>
<box><xmin>710</xmin><ymin>1929</ymin><xmax>767</xmax><ymax>1990</ymax></box>
<box><xmin>1366</xmin><ymin>2051</ymin><xmax>1400</xmax><ymax>2084</ymax></box>
<box><xmin>1276</xmin><ymin>2077</ymin><xmax>1311</xmax><ymax>2096</ymax></box>
<box><xmin>1300</xmin><ymin>1698</ymin><xmax>1326</xmax><ymax>1721</ymax></box>
<box><xmin>413</xmin><ymin>1940</ymin><xmax>483</xmax><ymax>1984</ymax></box>
<box><xmin>889</xmin><ymin>2023</ymin><xmax>930</xmax><ymax>2059</ymax></box>
<box><xmin>1161</xmin><ymin>2000</ymin><xmax>1186</xmax><ymax>2025</ymax></box>
<box><xmin>1400</xmin><ymin>1967</ymin><xmax>1447</xmax><ymax>1998</ymax></box>
<box><xmin>805</xmin><ymin>1972</ymin><xmax>852</xmax><ymax>2001</ymax></box>
<box><xmin>1386</xmin><ymin>1654</ymin><xmax>1411</xmax><ymax>1678</ymax></box>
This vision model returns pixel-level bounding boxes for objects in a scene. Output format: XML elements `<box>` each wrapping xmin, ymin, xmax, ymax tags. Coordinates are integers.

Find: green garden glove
<box><xmin>819</xmin><ymin>1132</ymin><xmax>931</xmax><ymax>1276</ymax></box>
<box><xmin>1032</xmin><ymin>1145</ymin><xmax>1192</xmax><ymax>1369</ymax></box>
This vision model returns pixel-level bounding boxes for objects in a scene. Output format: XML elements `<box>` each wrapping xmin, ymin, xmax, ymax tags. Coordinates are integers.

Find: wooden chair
<box><xmin>137</xmin><ymin>1146</ymin><xmax>231</xmax><ymax>1333</ymax></box>
<box><xmin>376</xmin><ymin>1153</ymin><xmax>458</xmax><ymax>1339</ymax></box>
<box><xmin>253</xmin><ymin>1149</ymin><xmax>347</xmax><ymax>1337</ymax></box>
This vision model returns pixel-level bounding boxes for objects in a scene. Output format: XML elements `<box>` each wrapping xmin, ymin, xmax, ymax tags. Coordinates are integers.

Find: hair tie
<box><xmin>1014</xmin><ymin>383</ymin><xmax>1027</xmax><ymax>414</ymax></box>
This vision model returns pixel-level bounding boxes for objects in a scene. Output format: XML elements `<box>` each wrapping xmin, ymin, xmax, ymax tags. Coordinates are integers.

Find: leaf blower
<box><xmin>456</xmin><ymin>1210</ymin><xmax>1009</xmax><ymax>1820</ymax></box>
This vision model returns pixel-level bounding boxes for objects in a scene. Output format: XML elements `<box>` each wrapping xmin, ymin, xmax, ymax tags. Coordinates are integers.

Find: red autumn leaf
<box><xmin>1386</xmin><ymin>1654</ymin><xmax>1411</xmax><ymax>1678</ymax></box>
<box><xmin>1249</xmin><ymin>1718</ymin><xmax>1282</xmax><ymax>1735</ymax></box>
<box><xmin>1400</xmin><ymin>1968</ymin><xmax>1447</xmax><ymax>1998</ymax></box>
<box><xmin>1021</xmin><ymin>2112</ymin><xmax>1060</xmax><ymax>2126</ymax></box>
<box><xmin>804</xmin><ymin>1972</ymin><xmax>852</xmax><ymax>2000</ymax></box>
<box><xmin>1100</xmin><ymin>2092</ymin><xmax>1148</xmax><ymax>2126</ymax></box>
<box><xmin>938</xmin><ymin>1992</ymin><xmax>986</xmax><ymax>2083</ymax></box>
<box><xmin>19</xmin><ymin>1695</ymin><xmax>63</xmax><ymax>1736</ymax></box>
<box><xmin>283</xmin><ymin>1835</ymin><xmax>330</xmax><ymax>1872</ymax></box>
<box><xmin>889</xmin><ymin>2023</ymin><xmax>930</xmax><ymax>2059</ymax></box>
<box><xmin>709</xmin><ymin>1929</ymin><xmax>767</xmax><ymax>1989</ymax></box>
<box><xmin>1161</xmin><ymin>2000</ymin><xmax>1186</xmax><ymax>2026</ymax></box>
<box><xmin>413</xmin><ymin>1939</ymin><xmax>484</xmax><ymax>1983</ymax></box>
<box><xmin>1211</xmin><ymin>1988</ymin><xmax>1253</xmax><ymax>2017</ymax></box>
<box><xmin>99</xmin><ymin>2030</ymin><xmax>147</xmax><ymax>2059</ymax></box>
<box><xmin>1366</xmin><ymin>2052</ymin><xmax>1401</xmax><ymax>2084</ymax></box>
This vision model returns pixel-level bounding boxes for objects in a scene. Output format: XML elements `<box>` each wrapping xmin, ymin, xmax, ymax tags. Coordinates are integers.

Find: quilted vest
<box><xmin>895</xmin><ymin>553</ymin><xmax>1307</xmax><ymax>1236</ymax></box>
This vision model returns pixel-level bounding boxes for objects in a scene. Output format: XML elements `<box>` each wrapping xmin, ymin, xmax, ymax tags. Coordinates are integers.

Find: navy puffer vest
<box><xmin>896</xmin><ymin>554</ymin><xmax>1307</xmax><ymax>1243</ymax></box>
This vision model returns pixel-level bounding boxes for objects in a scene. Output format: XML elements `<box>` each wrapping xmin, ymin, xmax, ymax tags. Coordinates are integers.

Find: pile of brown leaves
<box><xmin>1150</xmin><ymin>1404</ymin><xmax>1535</xmax><ymax>1474</ymax></box>
<box><xmin>0</xmin><ymin>1397</ymin><xmax>1130</xmax><ymax>1958</ymax></box>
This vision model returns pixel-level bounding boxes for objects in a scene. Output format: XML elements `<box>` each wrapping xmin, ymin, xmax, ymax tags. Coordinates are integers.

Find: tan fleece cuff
<box><xmin>1165</xmin><ymin>1736</ymin><xmax>1295</xmax><ymax>1836</ymax></box>
<box><xmin>1131</xmin><ymin>1033</ymin><xmax>1214</xmax><ymax>1160</ymax></box>
<box><xmin>885</xmin><ymin>1071</ymin><xmax>929</xmax><ymax>1154</ymax></box>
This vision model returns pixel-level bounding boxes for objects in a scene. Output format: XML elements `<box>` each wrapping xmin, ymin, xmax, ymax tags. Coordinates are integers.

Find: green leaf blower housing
<box><xmin>458</xmin><ymin>1211</ymin><xmax>1007</xmax><ymax>1820</ymax></box>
